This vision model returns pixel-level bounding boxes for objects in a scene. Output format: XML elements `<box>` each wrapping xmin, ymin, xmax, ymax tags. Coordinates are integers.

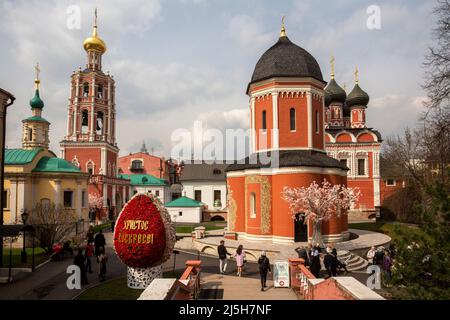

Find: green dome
<box><xmin>346</xmin><ymin>84</ymin><xmax>369</xmax><ymax>107</ymax></box>
<box><xmin>33</xmin><ymin>157</ymin><xmax>81</xmax><ymax>173</ymax></box>
<box><xmin>30</xmin><ymin>89</ymin><xmax>44</xmax><ymax>109</ymax></box>
<box><xmin>324</xmin><ymin>79</ymin><xmax>346</xmax><ymax>106</ymax></box>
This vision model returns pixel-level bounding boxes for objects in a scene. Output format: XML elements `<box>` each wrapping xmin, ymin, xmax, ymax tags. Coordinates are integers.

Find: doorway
<box><xmin>294</xmin><ymin>212</ymin><xmax>308</xmax><ymax>242</ymax></box>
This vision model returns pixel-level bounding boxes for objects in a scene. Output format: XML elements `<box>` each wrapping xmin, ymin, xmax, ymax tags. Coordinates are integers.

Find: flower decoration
<box><xmin>113</xmin><ymin>192</ymin><xmax>175</xmax><ymax>268</ymax></box>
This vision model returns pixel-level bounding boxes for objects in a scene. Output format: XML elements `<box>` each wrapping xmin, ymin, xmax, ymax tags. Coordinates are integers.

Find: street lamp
<box><xmin>21</xmin><ymin>209</ymin><xmax>29</xmax><ymax>264</ymax></box>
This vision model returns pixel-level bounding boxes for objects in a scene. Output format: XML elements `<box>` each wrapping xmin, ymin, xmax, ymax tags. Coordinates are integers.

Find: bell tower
<box><xmin>60</xmin><ymin>9</ymin><xmax>118</xmax><ymax>173</ymax></box>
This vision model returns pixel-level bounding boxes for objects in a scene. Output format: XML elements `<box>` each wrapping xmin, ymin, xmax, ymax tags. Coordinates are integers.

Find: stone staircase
<box><xmin>336</xmin><ymin>250</ymin><xmax>369</xmax><ymax>272</ymax></box>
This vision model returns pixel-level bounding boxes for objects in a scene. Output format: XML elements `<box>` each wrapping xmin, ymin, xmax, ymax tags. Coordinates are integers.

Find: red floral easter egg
<box><xmin>114</xmin><ymin>193</ymin><xmax>172</xmax><ymax>268</ymax></box>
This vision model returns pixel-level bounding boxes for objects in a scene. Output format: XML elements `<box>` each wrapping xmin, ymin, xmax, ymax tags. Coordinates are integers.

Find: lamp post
<box><xmin>21</xmin><ymin>209</ymin><xmax>29</xmax><ymax>264</ymax></box>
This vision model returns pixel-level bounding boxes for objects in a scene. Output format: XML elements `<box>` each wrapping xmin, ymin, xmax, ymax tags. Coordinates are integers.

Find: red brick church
<box><xmin>226</xmin><ymin>24</ymin><xmax>349</xmax><ymax>244</ymax></box>
<box><xmin>59</xmin><ymin>11</ymin><xmax>130</xmax><ymax>218</ymax></box>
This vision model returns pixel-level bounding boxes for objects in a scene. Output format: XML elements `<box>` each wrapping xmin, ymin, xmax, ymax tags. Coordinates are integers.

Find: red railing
<box><xmin>169</xmin><ymin>260</ymin><xmax>202</xmax><ymax>300</ymax></box>
<box><xmin>289</xmin><ymin>258</ymin><xmax>316</xmax><ymax>300</ymax></box>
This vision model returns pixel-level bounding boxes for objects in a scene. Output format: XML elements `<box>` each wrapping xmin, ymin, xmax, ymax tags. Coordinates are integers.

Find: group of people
<box><xmin>366</xmin><ymin>245</ymin><xmax>394</xmax><ymax>281</ymax></box>
<box><xmin>73</xmin><ymin>227</ymin><xmax>109</xmax><ymax>285</ymax></box>
<box><xmin>217</xmin><ymin>240</ymin><xmax>272</xmax><ymax>292</ymax></box>
<box><xmin>295</xmin><ymin>243</ymin><xmax>348</xmax><ymax>278</ymax></box>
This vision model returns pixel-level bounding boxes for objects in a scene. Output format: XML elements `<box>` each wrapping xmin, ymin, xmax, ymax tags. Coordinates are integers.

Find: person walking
<box><xmin>258</xmin><ymin>251</ymin><xmax>271</xmax><ymax>291</ymax></box>
<box><xmin>97</xmin><ymin>246</ymin><xmax>108</xmax><ymax>282</ymax></box>
<box><xmin>85</xmin><ymin>242</ymin><xmax>94</xmax><ymax>273</ymax></box>
<box><xmin>86</xmin><ymin>226</ymin><xmax>95</xmax><ymax>244</ymax></box>
<box><xmin>332</xmin><ymin>248</ymin><xmax>348</xmax><ymax>275</ymax></box>
<box><xmin>375</xmin><ymin>247</ymin><xmax>385</xmax><ymax>266</ymax></box>
<box><xmin>233</xmin><ymin>245</ymin><xmax>246</xmax><ymax>277</ymax></box>
<box><xmin>94</xmin><ymin>229</ymin><xmax>106</xmax><ymax>256</ymax></box>
<box><xmin>74</xmin><ymin>248</ymin><xmax>88</xmax><ymax>285</ymax></box>
<box><xmin>367</xmin><ymin>246</ymin><xmax>376</xmax><ymax>265</ymax></box>
<box><xmin>323</xmin><ymin>247</ymin><xmax>336</xmax><ymax>278</ymax></box>
<box><xmin>382</xmin><ymin>250</ymin><xmax>393</xmax><ymax>282</ymax></box>
<box><xmin>217</xmin><ymin>240</ymin><xmax>232</xmax><ymax>274</ymax></box>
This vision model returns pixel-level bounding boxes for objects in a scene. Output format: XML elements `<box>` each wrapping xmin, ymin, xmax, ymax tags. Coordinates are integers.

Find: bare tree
<box><xmin>29</xmin><ymin>203</ymin><xmax>77</xmax><ymax>253</ymax></box>
<box><xmin>423</xmin><ymin>0</ymin><xmax>450</xmax><ymax>112</ymax></box>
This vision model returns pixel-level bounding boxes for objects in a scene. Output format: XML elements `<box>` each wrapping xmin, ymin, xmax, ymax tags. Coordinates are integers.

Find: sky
<box><xmin>0</xmin><ymin>0</ymin><xmax>437</xmax><ymax>160</ymax></box>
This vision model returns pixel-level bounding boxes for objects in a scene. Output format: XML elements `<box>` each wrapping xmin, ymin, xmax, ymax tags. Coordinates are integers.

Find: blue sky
<box><xmin>0</xmin><ymin>0</ymin><xmax>436</xmax><ymax>158</ymax></box>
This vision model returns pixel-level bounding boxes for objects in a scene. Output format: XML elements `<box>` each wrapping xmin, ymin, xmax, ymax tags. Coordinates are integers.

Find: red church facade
<box><xmin>323</xmin><ymin>67</ymin><xmax>383</xmax><ymax>219</ymax></box>
<box><xmin>226</xmin><ymin>25</ymin><xmax>349</xmax><ymax>244</ymax></box>
<box><xmin>59</xmin><ymin>12</ymin><xmax>130</xmax><ymax>218</ymax></box>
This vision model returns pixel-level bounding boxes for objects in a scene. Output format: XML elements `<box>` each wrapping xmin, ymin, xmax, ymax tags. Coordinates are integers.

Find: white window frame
<box><xmin>386</xmin><ymin>179</ymin><xmax>396</xmax><ymax>187</ymax></box>
<box><xmin>250</xmin><ymin>192</ymin><xmax>256</xmax><ymax>219</ymax></box>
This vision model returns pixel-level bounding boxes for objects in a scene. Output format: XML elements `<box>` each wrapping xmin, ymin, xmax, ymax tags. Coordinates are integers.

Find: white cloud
<box><xmin>226</xmin><ymin>14</ymin><xmax>274</xmax><ymax>52</ymax></box>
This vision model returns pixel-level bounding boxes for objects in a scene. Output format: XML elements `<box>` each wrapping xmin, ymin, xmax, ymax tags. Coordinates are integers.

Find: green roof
<box><xmin>32</xmin><ymin>157</ymin><xmax>82</xmax><ymax>173</ymax></box>
<box><xmin>119</xmin><ymin>174</ymin><xmax>168</xmax><ymax>186</ymax></box>
<box><xmin>165</xmin><ymin>196</ymin><xmax>203</xmax><ymax>208</ymax></box>
<box><xmin>4</xmin><ymin>148</ymin><xmax>43</xmax><ymax>165</ymax></box>
<box><xmin>23</xmin><ymin>116</ymin><xmax>50</xmax><ymax>123</ymax></box>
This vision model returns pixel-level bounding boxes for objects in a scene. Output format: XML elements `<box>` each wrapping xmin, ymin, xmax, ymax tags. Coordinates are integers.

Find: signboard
<box><xmin>273</xmin><ymin>260</ymin><xmax>290</xmax><ymax>288</ymax></box>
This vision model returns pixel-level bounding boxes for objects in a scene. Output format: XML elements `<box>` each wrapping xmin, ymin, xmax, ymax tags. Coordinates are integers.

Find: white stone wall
<box><xmin>132</xmin><ymin>186</ymin><xmax>171</xmax><ymax>204</ymax></box>
<box><xmin>181</xmin><ymin>181</ymin><xmax>227</xmax><ymax>210</ymax></box>
<box><xmin>167</xmin><ymin>206</ymin><xmax>202</xmax><ymax>224</ymax></box>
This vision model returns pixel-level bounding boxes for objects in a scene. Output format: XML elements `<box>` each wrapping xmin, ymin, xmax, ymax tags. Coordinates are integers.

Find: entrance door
<box><xmin>294</xmin><ymin>213</ymin><xmax>308</xmax><ymax>242</ymax></box>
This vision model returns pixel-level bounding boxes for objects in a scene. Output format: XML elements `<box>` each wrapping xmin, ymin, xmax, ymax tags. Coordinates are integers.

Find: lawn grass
<box><xmin>76</xmin><ymin>271</ymin><xmax>184</xmax><ymax>300</ymax></box>
<box><xmin>176</xmin><ymin>221</ymin><xmax>227</xmax><ymax>233</ymax></box>
<box><xmin>2</xmin><ymin>247</ymin><xmax>48</xmax><ymax>268</ymax></box>
<box><xmin>349</xmin><ymin>221</ymin><xmax>422</xmax><ymax>242</ymax></box>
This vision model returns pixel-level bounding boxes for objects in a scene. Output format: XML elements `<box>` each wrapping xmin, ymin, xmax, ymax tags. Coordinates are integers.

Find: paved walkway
<box><xmin>186</xmin><ymin>228</ymin><xmax>391</xmax><ymax>261</ymax></box>
<box><xmin>201</xmin><ymin>273</ymin><xmax>297</xmax><ymax>300</ymax></box>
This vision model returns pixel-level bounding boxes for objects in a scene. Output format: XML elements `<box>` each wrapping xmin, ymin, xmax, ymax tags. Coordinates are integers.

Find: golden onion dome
<box><xmin>83</xmin><ymin>9</ymin><xmax>106</xmax><ymax>54</ymax></box>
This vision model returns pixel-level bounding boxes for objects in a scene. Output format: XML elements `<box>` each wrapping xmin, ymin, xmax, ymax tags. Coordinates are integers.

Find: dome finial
<box><xmin>34</xmin><ymin>62</ymin><xmax>40</xmax><ymax>89</ymax></box>
<box><xmin>354</xmin><ymin>66</ymin><xmax>359</xmax><ymax>84</ymax></box>
<box><xmin>280</xmin><ymin>16</ymin><xmax>287</xmax><ymax>38</ymax></box>
<box><xmin>330</xmin><ymin>55</ymin><xmax>335</xmax><ymax>80</ymax></box>
<box><xmin>93</xmin><ymin>8</ymin><xmax>98</xmax><ymax>37</ymax></box>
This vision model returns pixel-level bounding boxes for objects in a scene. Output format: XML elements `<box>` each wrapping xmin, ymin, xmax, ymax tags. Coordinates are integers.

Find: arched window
<box><xmin>131</xmin><ymin>160</ymin><xmax>143</xmax><ymax>171</ymax></box>
<box><xmin>28</xmin><ymin>128</ymin><xmax>33</xmax><ymax>141</ymax></box>
<box><xmin>83</xmin><ymin>83</ymin><xmax>89</xmax><ymax>97</ymax></box>
<box><xmin>315</xmin><ymin>110</ymin><xmax>320</xmax><ymax>133</ymax></box>
<box><xmin>96</xmin><ymin>111</ymin><xmax>104</xmax><ymax>135</ymax></box>
<box><xmin>262</xmin><ymin>111</ymin><xmax>267</xmax><ymax>130</ymax></box>
<box><xmin>86</xmin><ymin>160</ymin><xmax>94</xmax><ymax>175</ymax></box>
<box><xmin>250</xmin><ymin>192</ymin><xmax>256</xmax><ymax>218</ymax></box>
<box><xmin>82</xmin><ymin>110</ymin><xmax>89</xmax><ymax>133</ymax></box>
<box><xmin>290</xmin><ymin>108</ymin><xmax>296</xmax><ymax>131</ymax></box>
<box><xmin>97</xmin><ymin>84</ymin><xmax>103</xmax><ymax>99</ymax></box>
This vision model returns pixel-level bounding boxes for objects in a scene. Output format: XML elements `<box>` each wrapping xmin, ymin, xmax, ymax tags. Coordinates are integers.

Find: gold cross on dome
<box><xmin>34</xmin><ymin>62</ymin><xmax>40</xmax><ymax>81</ymax></box>
<box><xmin>330</xmin><ymin>55</ymin><xmax>335</xmax><ymax>79</ymax></box>
<box><xmin>94</xmin><ymin>8</ymin><xmax>98</xmax><ymax>27</ymax></box>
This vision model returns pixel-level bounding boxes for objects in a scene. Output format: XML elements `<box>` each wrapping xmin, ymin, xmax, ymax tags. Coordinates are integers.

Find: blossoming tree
<box><xmin>282</xmin><ymin>179</ymin><xmax>361</xmax><ymax>247</ymax></box>
<box><xmin>88</xmin><ymin>193</ymin><xmax>104</xmax><ymax>220</ymax></box>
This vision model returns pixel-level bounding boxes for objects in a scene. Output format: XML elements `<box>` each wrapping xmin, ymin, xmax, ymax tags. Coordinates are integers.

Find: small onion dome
<box><xmin>30</xmin><ymin>88</ymin><xmax>44</xmax><ymax>109</ymax></box>
<box><xmin>324</xmin><ymin>78</ymin><xmax>346</xmax><ymax>105</ymax></box>
<box><xmin>83</xmin><ymin>26</ymin><xmax>106</xmax><ymax>54</ymax></box>
<box><xmin>83</xmin><ymin>10</ymin><xmax>106</xmax><ymax>54</ymax></box>
<box><xmin>347</xmin><ymin>83</ymin><xmax>370</xmax><ymax>107</ymax></box>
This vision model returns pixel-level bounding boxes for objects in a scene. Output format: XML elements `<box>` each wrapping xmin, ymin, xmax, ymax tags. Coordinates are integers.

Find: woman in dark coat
<box><xmin>74</xmin><ymin>249</ymin><xmax>88</xmax><ymax>285</ymax></box>
<box><xmin>309</xmin><ymin>248</ymin><xmax>321</xmax><ymax>278</ymax></box>
<box><xmin>258</xmin><ymin>251</ymin><xmax>271</xmax><ymax>291</ymax></box>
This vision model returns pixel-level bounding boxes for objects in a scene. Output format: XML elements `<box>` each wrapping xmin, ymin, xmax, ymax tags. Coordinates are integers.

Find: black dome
<box><xmin>324</xmin><ymin>78</ymin><xmax>347</xmax><ymax>105</ymax></box>
<box><xmin>347</xmin><ymin>84</ymin><xmax>370</xmax><ymax>107</ymax></box>
<box><xmin>247</xmin><ymin>36</ymin><xmax>324</xmax><ymax>93</ymax></box>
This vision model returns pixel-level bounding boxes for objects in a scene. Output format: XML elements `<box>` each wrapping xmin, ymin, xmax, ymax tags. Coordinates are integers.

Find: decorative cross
<box><xmin>330</xmin><ymin>55</ymin><xmax>335</xmax><ymax>78</ymax></box>
<box><xmin>354</xmin><ymin>67</ymin><xmax>359</xmax><ymax>84</ymax></box>
<box><xmin>282</xmin><ymin>16</ymin><xmax>285</xmax><ymax>28</ymax></box>
<box><xmin>34</xmin><ymin>62</ymin><xmax>40</xmax><ymax>81</ymax></box>
<box><xmin>94</xmin><ymin>8</ymin><xmax>98</xmax><ymax>27</ymax></box>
